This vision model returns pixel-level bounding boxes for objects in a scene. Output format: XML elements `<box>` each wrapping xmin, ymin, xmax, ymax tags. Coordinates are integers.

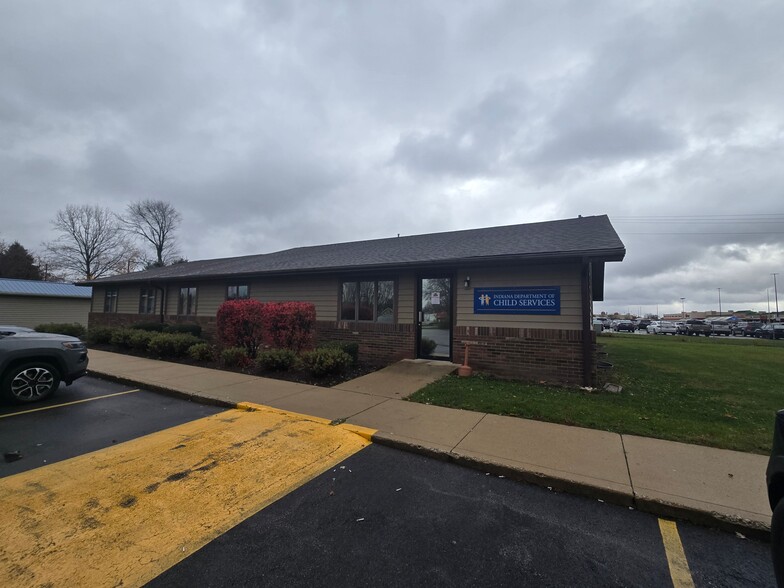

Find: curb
<box><xmin>86</xmin><ymin>369</ymin><xmax>771</xmax><ymax>542</ymax></box>
<box><xmin>370</xmin><ymin>432</ymin><xmax>771</xmax><ymax>543</ymax></box>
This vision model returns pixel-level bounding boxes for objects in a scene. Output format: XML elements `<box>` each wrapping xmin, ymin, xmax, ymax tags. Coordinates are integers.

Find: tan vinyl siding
<box><xmin>117</xmin><ymin>286</ymin><xmax>140</xmax><ymax>314</ymax></box>
<box><xmin>92</xmin><ymin>287</ymin><xmax>106</xmax><ymax>312</ymax></box>
<box><xmin>153</xmin><ymin>277</ymin><xmax>339</xmax><ymax>320</ymax></box>
<box><xmin>0</xmin><ymin>296</ymin><xmax>91</xmax><ymax>328</ymax></box>
<box><xmin>396</xmin><ymin>272</ymin><xmax>416</xmax><ymax>324</ymax></box>
<box><xmin>195</xmin><ymin>283</ymin><xmax>226</xmax><ymax>316</ymax></box>
<box><xmin>250</xmin><ymin>276</ymin><xmax>338</xmax><ymax>320</ymax></box>
<box><xmin>455</xmin><ymin>263</ymin><xmax>583</xmax><ymax>330</ymax></box>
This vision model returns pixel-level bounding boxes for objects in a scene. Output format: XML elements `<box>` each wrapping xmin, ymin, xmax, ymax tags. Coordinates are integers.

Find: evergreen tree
<box><xmin>0</xmin><ymin>241</ymin><xmax>42</xmax><ymax>280</ymax></box>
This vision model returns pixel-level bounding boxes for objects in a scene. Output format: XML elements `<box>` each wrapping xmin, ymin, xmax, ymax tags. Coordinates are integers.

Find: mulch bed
<box><xmin>88</xmin><ymin>343</ymin><xmax>381</xmax><ymax>387</ymax></box>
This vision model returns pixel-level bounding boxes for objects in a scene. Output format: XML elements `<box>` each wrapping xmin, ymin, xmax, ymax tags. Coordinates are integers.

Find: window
<box><xmin>178</xmin><ymin>287</ymin><xmax>198</xmax><ymax>316</ymax></box>
<box><xmin>104</xmin><ymin>288</ymin><xmax>118</xmax><ymax>313</ymax></box>
<box><xmin>227</xmin><ymin>284</ymin><xmax>250</xmax><ymax>300</ymax></box>
<box><xmin>139</xmin><ymin>288</ymin><xmax>156</xmax><ymax>314</ymax></box>
<box><xmin>340</xmin><ymin>280</ymin><xmax>394</xmax><ymax>322</ymax></box>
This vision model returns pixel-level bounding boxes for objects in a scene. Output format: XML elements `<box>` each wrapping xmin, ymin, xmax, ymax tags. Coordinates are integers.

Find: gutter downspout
<box><xmin>580</xmin><ymin>260</ymin><xmax>594</xmax><ymax>387</ymax></box>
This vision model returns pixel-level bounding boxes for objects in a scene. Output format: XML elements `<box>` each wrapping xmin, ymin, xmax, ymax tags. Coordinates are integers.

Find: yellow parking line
<box><xmin>0</xmin><ymin>389</ymin><xmax>140</xmax><ymax>419</ymax></box>
<box><xmin>0</xmin><ymin>408</ymin><xmax>373</xmax><ymax>587</ymax></box>
<box><xmin>658</xmin><ymin>518</ymin><xmax>695</xmax><ymax>588</ymax></box>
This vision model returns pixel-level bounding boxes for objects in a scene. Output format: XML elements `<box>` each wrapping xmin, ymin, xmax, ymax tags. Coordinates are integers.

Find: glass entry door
<box><xmin>417</xmin><ymin>277</ymin><xmax>452</xmax><ymax>360</ymax></box>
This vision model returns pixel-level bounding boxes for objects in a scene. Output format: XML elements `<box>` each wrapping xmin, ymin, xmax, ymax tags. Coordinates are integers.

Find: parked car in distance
<box><xmin>592</xmin><ymin>318</ymin><xmax>604</xmax><ymax>332</ymax></box>
<box><xmin>657</xmin><ymin>322</ymin><xmax>679</xmax><ymax>335</ymax></box>
<box><xmin>731</xmin><ymin>321</ymin><xmax>748</xmax><ymax>336</ymax></box>
<box><xmin>0</xmin><ymin>325</ymin><xmax>88</xmax><ymax>404</ymax></box>
<box><xmin>614</xmin><ymin>320</ymin><xmax>636</xmax><ymax>332</ymax></box>
<box><xmin>637</xmin><ymin>319</ymin><xmax>652</xmax><ymax>331</ymax></box>
<box><xmin>759</xmin><ymin>324</ymin><xmax>784</xmax><ymax>340</ymax></box>
<box><xmin>646</xmin><ymin>321</ymin><xmax>659</xmax><ymax>334</ymax></box>
<box><xmin>767</xmin><ymin>410</ymin><xmax>784</xmax><ymax>585</ymax></box>
<box><xmin>742</xmin><ymin>322</ymin><xmax>763</xmax><ymax>337</ymax></box>
<box><xmin>681</xmin><ymin>319</ymin><xmax>712</xmax><ymax>336</ymax></box>
<box><xmin>710</xmin><ymin>320</ymin><xmax>732</xmax><ymax>336</ymax></box>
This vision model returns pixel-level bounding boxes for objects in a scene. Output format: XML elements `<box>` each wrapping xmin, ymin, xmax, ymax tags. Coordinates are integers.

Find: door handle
<box><xmin>418</xmin><ymin>311</ymin><xmax>424</xmax><ymax>323</ymax></box>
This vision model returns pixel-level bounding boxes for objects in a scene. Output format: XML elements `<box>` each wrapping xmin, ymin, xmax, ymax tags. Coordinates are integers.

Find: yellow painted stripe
<box><xmin>658</xmin><ymin>519</ymin><xmax>696</xmax><ymax>588</ymax></box>
<box><xmin>0</xmin><ymin>408</ymin><xmax>370</xmax><ymax>587</ymax></box>
<box><xmin>0</xmin><ymin>389</ymin><xmax>140</xmax><ymax>419</ymax></box>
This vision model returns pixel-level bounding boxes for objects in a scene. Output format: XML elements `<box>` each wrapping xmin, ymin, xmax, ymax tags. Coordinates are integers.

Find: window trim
<box><xmin>104</xmin><ymin>287</ymin><xmax>119</xmax><ymax>313</ymax></box>
<box><xmin>178</xmin><ymin>286</ymin><xmax>198</xmax><ymax>316</ymax></box>
<box><xmin>138</xmin><ymin>287</ymin><xmax>157</xmax><ymax>314</ymax></box>
<box><xmin>339</xmin><ymin>278</ymin><xmax>396</xmax><ymax>323</ymax></box>
<box><xmin>226</xmin><ymin>284</ymin><xmax>250</xmax><ymax>301</ymax></box>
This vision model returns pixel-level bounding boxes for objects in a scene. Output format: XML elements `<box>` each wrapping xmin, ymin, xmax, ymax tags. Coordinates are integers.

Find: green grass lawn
<box><xmin>407</xmin><ymin>334</ymin><xmax>784</xmax><ymax>454</ymax></box>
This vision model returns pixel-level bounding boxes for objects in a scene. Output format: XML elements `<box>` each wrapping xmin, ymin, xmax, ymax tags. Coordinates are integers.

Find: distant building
<box><xmin>0</xmin><ymin>278</ymin><xmax>92</xmax><ymax>328</ymax></box>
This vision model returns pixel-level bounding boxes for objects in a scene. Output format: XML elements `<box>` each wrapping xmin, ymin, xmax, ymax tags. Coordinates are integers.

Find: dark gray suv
<box><xmin>0</xmin><ymin>325</ymin><xmax>88</xmax><ymax>404</ymax></box>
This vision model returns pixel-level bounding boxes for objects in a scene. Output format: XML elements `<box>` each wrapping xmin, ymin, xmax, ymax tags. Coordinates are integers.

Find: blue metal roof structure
<box><xmin>0</xmin><ymin>278</ymin><xmax>92</xmax><ymax>299</ymax></box>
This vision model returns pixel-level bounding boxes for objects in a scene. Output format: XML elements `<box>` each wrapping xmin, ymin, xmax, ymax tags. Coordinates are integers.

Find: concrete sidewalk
<box><xmin>86</xmin><ymin>349</ymin><xmax>771</xmax><ymax>539</ymax></box>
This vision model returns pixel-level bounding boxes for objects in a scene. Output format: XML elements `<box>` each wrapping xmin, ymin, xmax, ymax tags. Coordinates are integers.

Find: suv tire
<box><xmin>2</xmin><ymin>362</ymin><xmax>61</xmax><ymax>404</ymax></box>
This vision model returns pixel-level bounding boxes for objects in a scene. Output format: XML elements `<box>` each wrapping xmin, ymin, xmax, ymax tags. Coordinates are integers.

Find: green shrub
<box><xmin>301</xmin><ymin>347</ymin><xmax>352</xmax><ymax>378</ymax></box>
<box><xmin>110</xmin><ymin>328</ymin><xmax>135</xmax><ymax>348</ymax></box>
<box><xmin>165</xmin><ymin>322</ymin><xmax>203</xmax><ymax>337</ymax></box>
<box><xmin>220</xmin><ymin>346</ymin><xmax>251</xmax><ymax>368</ymax></box>
<box><xmin>188</xmin><ymin>342</ymin><xmax>214</xmax><ymax>362</ymax></box>
<box><xmin>323</xmin><ymin>341</ymin><xmax>359</xmax><ymax>365</ymax></box>
<box><xmin>420</xmin><ymin>337</ymin><xmax>437</xmax><ymax>357</ymax></box>
<box><xmin>128</xmin><ymin>329</ymin><xmax>155</xmax><ymax>351</ymax></box>
<box><xmin>34</xmin><ymin>323</ymin><xmax>86</xmax><ymax>339</ymax></box>
<box><xmin>87</xmin><ymin>327</ymin><xmax>114</xmax><ymax>345</ymax></box>
<box><xmin>148</xmin><ymin>333</ymin><xmax>201</xmax><ymax>358</ymax></box>
<box><xmin>131</xmin><ymin>321</ymin><xmax>166</xmax><ymax>332</ymax></box>
<box><xmin>256</xmin><ymin>348</ymin><xmax>298</xmax><ymax>372</ymax></box>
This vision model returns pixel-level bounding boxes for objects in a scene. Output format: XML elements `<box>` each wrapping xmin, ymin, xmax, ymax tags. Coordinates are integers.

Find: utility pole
<box><xmin>768</xmin><ymin>289</ymin><xmax>771</xmax><ymax>314</ymax></box>
<box><xmin>680</xmin><ymin>297</ymin><xmax>685</xmax><ymax>318</ymax></box>
<box><xmin>717</xmin><ymin>288</ymin><xmax>721</xmax><ymax>316</ymax></box>
<box><xmin>774</xmin><ymin>273</ymin><xmax>780</xmax><ymax>320</ymax></box>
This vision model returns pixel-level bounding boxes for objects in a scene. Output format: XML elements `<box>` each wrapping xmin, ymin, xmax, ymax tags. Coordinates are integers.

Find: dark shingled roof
<box><xmin>81</xmin><ymin>215</ymin><xmax>625</xmax><ymax>285</ymax></box>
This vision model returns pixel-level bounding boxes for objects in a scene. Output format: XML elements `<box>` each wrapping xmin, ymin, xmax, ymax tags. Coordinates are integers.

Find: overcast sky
<box><xmin>1</xmin><ymin>1</ymin><xmax>783</xmax><ymax>316</ymax></box>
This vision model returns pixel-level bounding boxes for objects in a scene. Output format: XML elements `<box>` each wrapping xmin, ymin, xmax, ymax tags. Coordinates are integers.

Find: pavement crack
<box><xmin>451</xmin><ymin>413</ymin><xmax>488</xmax><ymax>452</ymax></box>
<box><xmin>619</xmin><ymin>435</ymin><xmax>637</xmax><ymax>499</ymax></box>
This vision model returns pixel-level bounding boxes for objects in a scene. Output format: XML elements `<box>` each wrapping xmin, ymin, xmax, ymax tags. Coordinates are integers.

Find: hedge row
<box><xmin>87</xmin><ymin>324</ymin><xmax>357</xmax><ymax>379</ymax></box>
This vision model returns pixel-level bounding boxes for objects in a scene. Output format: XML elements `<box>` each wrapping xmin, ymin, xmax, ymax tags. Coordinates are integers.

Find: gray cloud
<box><xmin>0</xmin><ymin>0</ymin><xmax>782</xmax><ymax>315</ymax></box>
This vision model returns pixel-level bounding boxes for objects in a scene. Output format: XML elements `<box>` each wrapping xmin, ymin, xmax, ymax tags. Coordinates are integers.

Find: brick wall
<box><xmin>315</xmin><ymin>320</ymin><xmax>416</xmax><ymax>365</ymax></box>
<box><xmin>89</xmin><ymin>313</ymin><xmax>594</xmax><ymax>384</ymax></box>
<box><xmin>453</xmin><ymin>326</ymin><xmax>596</xmax><ymax>386</ymax></box>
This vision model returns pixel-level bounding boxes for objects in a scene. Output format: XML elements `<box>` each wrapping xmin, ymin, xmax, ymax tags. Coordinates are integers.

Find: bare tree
<box><xmin>120</xmin><ymin>199</ymin><xmax>182</xmax><ymax>267</ymax></box>
<box><xmin>44</xmin><ymin>204</ymin><xmax>134</xmax><ymax>280</ymax></box>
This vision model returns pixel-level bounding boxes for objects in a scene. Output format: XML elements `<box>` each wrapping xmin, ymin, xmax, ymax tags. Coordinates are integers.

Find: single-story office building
<box><xmin>83</xmin><ymin>215</ymin><xmax>625</xmax><ymax>386</ymax></box>
<box><xmin>0</xmin><ymin>278</ymin><xmax>92</xmax><ymax>329</ymax></box>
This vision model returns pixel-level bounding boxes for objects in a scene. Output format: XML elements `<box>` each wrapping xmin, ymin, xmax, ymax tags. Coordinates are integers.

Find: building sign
<box><xmin>430</xmin><ymin>292</ymin><xmax>441</xmax><ymax>305</ymax></box>
<box><xmin>473</xmin><ymin>286</ymin><xmax>561</xmax><ymax>315</ymax></box>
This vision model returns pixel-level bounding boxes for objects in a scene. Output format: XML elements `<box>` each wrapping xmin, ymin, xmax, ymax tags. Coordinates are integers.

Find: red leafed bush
<box><xmin>262</xmin><ymin>302</ymin><xmax>316</xmax><ymax>351</ymax></box>
<box><xmin>216</xmin><ymin>299</ymin><xmax>266</xmax><ymax>357</ymax></box>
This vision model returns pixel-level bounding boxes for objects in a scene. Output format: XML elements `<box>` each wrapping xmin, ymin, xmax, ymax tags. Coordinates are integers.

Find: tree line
<box><xmin>0</xmin><ymin>200</ymin><xmax>183</xmax><ymax>282</ymax></box>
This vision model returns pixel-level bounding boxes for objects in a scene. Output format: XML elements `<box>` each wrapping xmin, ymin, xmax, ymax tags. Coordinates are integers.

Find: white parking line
<box><xmin>0</xmin><ymin>389</ymin><xmax>140</xmax><ymax>419</ymax></box>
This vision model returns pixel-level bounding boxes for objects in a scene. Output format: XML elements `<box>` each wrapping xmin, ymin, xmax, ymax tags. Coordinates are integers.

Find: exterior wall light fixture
<box><xmin>464</xmin><ymin>276</ymin><xmax>471</xmax><ymax>289</ymax></box>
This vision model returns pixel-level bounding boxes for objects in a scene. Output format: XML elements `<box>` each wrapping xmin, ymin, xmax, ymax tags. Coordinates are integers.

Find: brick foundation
<box><xmin>89</xmin><ymin>313</ymin><xmax>595</xmax><ymax>384</ymax></box>
<box><xmin>453</xmin><ymin>326</ymin><xmax>596</xmax><ymax>386</ymax></box>
<box><xmin>314</xmin><ymin>320</ymin><xmax>416</xmax><ymax>366</ymax></box>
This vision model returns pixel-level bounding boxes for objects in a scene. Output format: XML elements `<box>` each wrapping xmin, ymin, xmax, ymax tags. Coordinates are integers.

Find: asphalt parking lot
<box><xmin>0</xmin><ymin>376</ymin><xmax>776</xmax><ymax>586</ymax></box>
<box><xmin>0</xmin><ymin>376</ymin><xmax>225</xmax><ymax>476</ymax></box>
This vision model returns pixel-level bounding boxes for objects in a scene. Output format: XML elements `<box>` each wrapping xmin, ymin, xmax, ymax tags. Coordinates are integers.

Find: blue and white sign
<box><xmin>473</xmin><ymin>286</ymin><xmax>561</xmax><ymax>315</ymax></box>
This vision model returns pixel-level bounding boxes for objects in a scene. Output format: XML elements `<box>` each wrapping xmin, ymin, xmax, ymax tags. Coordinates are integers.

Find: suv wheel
<box><xmin>2</xmin><ymin>362</ymin><xmax>61</xmax><ymax>404</ymax></box>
